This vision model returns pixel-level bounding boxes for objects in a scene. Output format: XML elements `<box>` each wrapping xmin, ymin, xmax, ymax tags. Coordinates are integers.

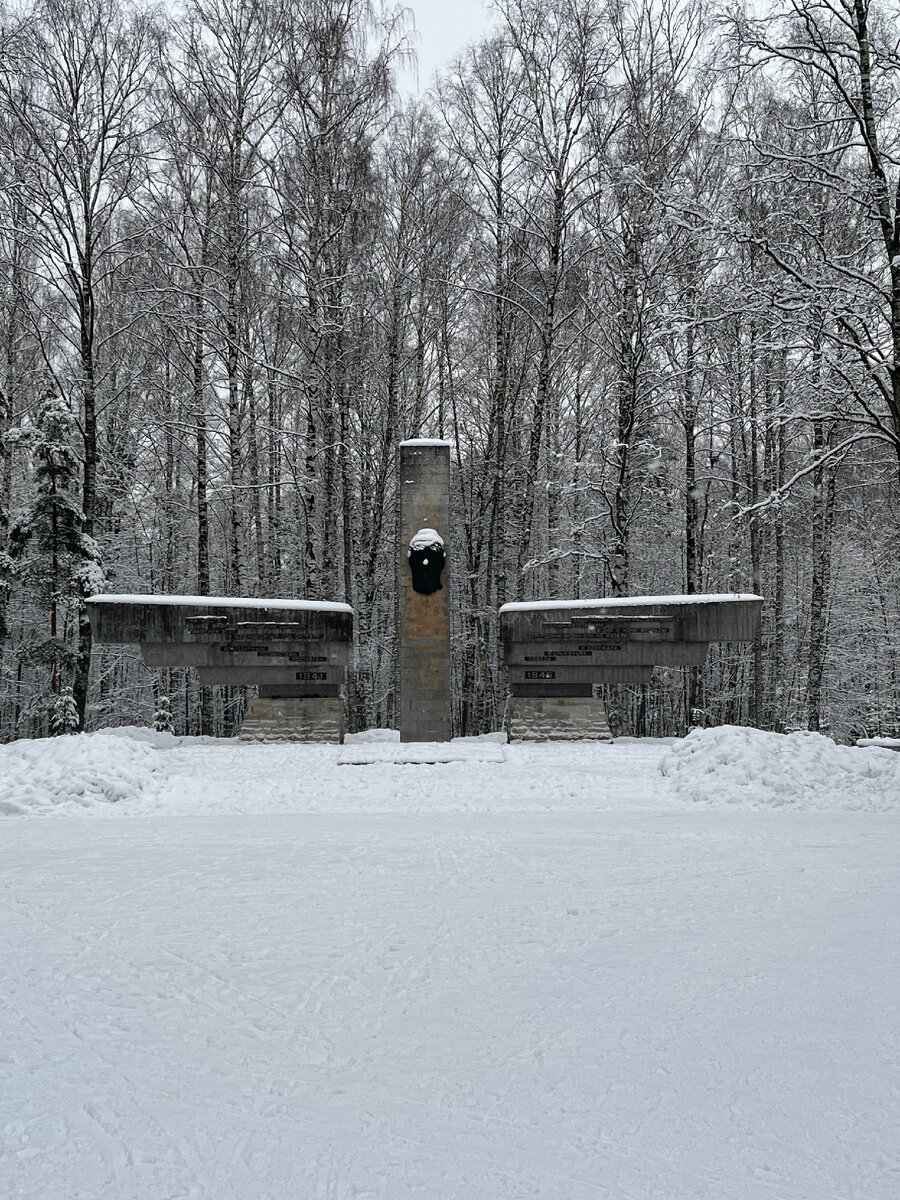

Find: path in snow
<box><xmin>1</xmin><ymin>737</ymin><xmax>898</xmax><ymax>1199</ymax></box>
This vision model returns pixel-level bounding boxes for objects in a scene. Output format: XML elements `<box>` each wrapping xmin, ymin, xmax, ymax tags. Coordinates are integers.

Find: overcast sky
<box><xmin>397</xmin><ymin>0</ymin><xmax>499</xmax><ymax>94</ymax></box>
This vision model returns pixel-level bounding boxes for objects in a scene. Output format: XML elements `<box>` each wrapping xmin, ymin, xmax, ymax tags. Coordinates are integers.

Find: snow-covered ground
<box><xmin>2</xmin><ymin>728</ymin><xmax>898</xmax><ymax>1198</ymax></box>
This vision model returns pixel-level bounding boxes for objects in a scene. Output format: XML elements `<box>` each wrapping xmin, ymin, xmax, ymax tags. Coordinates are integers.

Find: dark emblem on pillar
<box><xmin>408</xmin><ymin>528</ymin><xmax>445</xmax><ymax>595</ymax></box>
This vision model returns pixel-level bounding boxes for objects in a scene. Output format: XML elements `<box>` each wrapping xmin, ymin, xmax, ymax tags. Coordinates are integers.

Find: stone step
<box><xmin>239</xmin><ymin>697</ymin><xmax>344</xmax><ymax>744</ymax></box>
<box><xmin>504</xmin><ymin>696</ymin><xmax>613</xmax><ymax>742</ymax></box>
<box><xmin>338</xmin><ymin>742</ymin><xmax>506</xmax><ymax>765</ymax></box>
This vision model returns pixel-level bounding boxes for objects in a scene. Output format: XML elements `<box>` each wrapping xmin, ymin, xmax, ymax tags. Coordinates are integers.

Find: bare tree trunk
<box><xmin>747</xmin><ymin>319</ymin><xmax>764</xmax><ymax>727</ymax></box>
<box><xmin>807</xmin><ymin>420</ymin><xmax>835</xmax><ymax>731</ymax></box>
<box><xmin>320</xmin><ymin>383</ymin><xmax>337</xmax><ymax>594</ymax></box>
<box><xmin>245</xmin><ymin>365</ymin><xmax>265</xmax><ymax>593</ymax></box>
<box><xmin>192</xmin><ymin>298</ymin><xmax>214</xmax><ymax>736</ymax></box>
<box><xmin>684</xmin><ymin>322</ymin><xmax>701</xmax><ymax>595</ymax></box>
<box><xmin>226</xmin><ymin>306</ymin><xmax>246</xmax><ymax>593</ymax></box>
<box><xmin>516</xmin><ymin>205</ymin><xmax>561</xmax><ymax>595</ymax></box>
<box><xmin>266</xmin><ymin>362</ymin><xmax>282</xmax><ymax>595</ymax></box>
<box><xmin>0</xmin><ymin>225</ymin><xmax>21</xmax><ymax>688</ymax></box>
<box><xmin>572</xmin><ymin>382</ymin><xmax>584</xmax><ymax>598</ymax></box>
<box><xmin>683</xmin><ymin>319</ymin><xmax>702</xmax><ymax>725</ymax></box>
<box><xmin>546</xmin><ymin>387</ymin><xmax>561</xmax><ymax>598</ymax></box>
<box><xmin>72</xmin><ymin>274</ymin><xmax>97</xmax><ymax>729</ymax></box>
<box><xmin>163</xmin><ymin>362</ymin><xmax>178</xmax><ymax>591</ymax></box>
<box><xmin>386</xmin><ymin>277</ymin><xmax>404</xmax><ymax>723</ymax></box>
<box><xmin>609</xmin><ymin>232</ymin><xmax>642</xmax><ymax>599</ymax></box>
<box><xmin>194</xmin><ymin>320</ymin><xmax>210</xmax><ymax>595</ymax></box>
<box><xmin>772</xmin><ymin>388</ymin><xmax>787</xmax><ymax>732</ymax></box>
<box><xmin>303</xmin><ymin>394</ymin><xmax>319</xmax><ymax>596</ymax></box>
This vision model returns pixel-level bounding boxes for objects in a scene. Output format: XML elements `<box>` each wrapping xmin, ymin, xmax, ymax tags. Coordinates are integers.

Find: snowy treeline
<box><xmin>1</xmin><ymin>0</ymin><xmax>898</xmax><ymax>741</ymax></box>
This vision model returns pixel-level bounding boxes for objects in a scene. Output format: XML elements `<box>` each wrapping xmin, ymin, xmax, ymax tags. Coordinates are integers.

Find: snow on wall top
<box><xmin>87</xmin><ymin>594</ymin><xmax>354</xmax><ymax>614</ymax></box>
<box><xmin>500</xmin><ymin>593</ymin><xmax>762</xmax><ymax>613</ymax></box>
<box><xmin>399</xmin><ymin>438</ymin><xmax>453</xmax><ymax>447</ymax></box>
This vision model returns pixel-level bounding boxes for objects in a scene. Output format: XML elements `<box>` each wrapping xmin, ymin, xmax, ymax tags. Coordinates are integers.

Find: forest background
<box><xmin>1</xmin><ymin>0</ymin><xmax>898</xmax><ymax>742</ymax></box>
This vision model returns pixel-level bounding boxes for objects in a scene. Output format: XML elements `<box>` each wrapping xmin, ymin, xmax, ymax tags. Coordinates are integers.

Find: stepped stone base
<box><xmin>505</xmin><ymin>696</ymin><xmax>612</xmax><ymax>742</ymax></box>
<box><xmin>239</xmin><ymin>697</ymin><xmax>344</xmax><ymax>744</ymax></box>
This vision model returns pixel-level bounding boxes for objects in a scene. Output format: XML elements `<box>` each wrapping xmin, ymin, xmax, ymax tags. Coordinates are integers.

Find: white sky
<box><xmin>397</xmin><ymin>0</ymin><xmax>499</xmax><ymax>94</ymax></box>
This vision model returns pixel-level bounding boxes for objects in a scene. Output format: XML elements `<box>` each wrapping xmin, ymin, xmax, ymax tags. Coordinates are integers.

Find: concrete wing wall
<box><xmin>88</xmin><ymin>597</ymin><xmax>353</xmax><ymax>651</ymax></box>
<box><xmin>501</xmin><ymin>595</ymin><xmax>762</xmax><ymax>653</ymax></box>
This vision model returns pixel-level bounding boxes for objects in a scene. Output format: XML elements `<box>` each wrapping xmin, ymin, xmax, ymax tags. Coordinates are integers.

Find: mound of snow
<box><xmin>660</xmin><ymin>725</ymin><xmax>900</xmax><ymax>812</ymax></box>
<box><xmin>93</xmin><ymin>724</ymin><xmax>183</xmax><ymax>749</ymax></box>
<box><xmin>857</xmin><ymin>736</ymin><xmax>900</xmax><ymax>751</ymax></box>
<box><xmin>93</xmin><ymin>724</ymin><xmax>218</xmax><ymax>749</ymax></box>
<box><xmin>344</xmin><ymin>728</ymin><xmax>401</xmax><ymax>744</ymax></box>
<box><xmin>0</xmin><ymin>731</ymin><xmax>161</xmax><ymax>816</ymax></box>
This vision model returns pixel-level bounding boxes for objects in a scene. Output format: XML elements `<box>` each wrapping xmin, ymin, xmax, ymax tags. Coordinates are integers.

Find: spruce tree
<box><xmin>7</xmin><ymin>393</ymin><xmax>104</xmax><ymax>731</ymax></box>
<box><xmin>154</xmin><ymin>695</ymin><xmax>175</xmax><ymax>734</ymax></box>
<box><xmin>50</xmin><ymin>685</ymin><xmax>79</xmax><ymax>735</ymax></box>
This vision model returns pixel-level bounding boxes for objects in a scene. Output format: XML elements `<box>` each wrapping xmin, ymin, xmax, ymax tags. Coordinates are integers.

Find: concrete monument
<box><xmin>397</xmin><ymin>440</ymin><xmax>452</xmax><ymax>742</ymax></box>
<box><xmin>87</xmin><ymin>595</ymin><xmax>353</xmax><ymax>742</ymax></box>
<box><xmin>86</xmin><ymin>445</ymin><xmax>764</xmax><ymax>749</ymax></box>
<box><xmin>501</xmin><ymin>593</ymin><xmax>762</xmax><ymax>740</ymax></box>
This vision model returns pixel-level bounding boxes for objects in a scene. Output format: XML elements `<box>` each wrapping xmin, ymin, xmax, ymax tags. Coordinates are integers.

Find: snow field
<box><xmin>1</xmin><ymin>724</ymin><xmax>898</xmax><ymax>816</ymax></box>
<box><xmin>1</xmin><ymin>728</ymin><xmax>673</xmax><ymax>817</ymax></box>
<box><xmin>1</xmin><ymin>727</ymin><xmax>898</xmax><ymax>1198</ymax></box>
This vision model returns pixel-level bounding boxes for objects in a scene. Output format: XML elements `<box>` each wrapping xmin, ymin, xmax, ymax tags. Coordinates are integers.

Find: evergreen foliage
<box><xmin>8</xmin><ymin>395</ymin><xmax>84</xmax><ymax>603</ymax></box>
<box><xmin>5</xmin><ymin>395</ymin><xmax>104</xmax><ymax>730</ymax></box>
<box><xmin>153</xmin><ymin>695</ymin><xmax>175</xmax><ymax>734</ymax></box>
<box><xmin>49</xmin><ymin>685</ymin><xmax>79</xmax><ymax>735</ymax></box>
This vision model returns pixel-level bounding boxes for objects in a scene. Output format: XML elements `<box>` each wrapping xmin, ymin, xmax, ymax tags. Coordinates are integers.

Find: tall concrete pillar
<box><xmin>398</xmin><ymin>439</ymin><xmax>451</xmax><ymax>742</ymax></box>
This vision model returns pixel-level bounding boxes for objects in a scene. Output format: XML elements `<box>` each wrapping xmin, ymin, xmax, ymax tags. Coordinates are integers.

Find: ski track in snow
<box><xmin>1</xmin><ymin>738</ymin><xmax>898</xmax><ymax>1199</ymax></box>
